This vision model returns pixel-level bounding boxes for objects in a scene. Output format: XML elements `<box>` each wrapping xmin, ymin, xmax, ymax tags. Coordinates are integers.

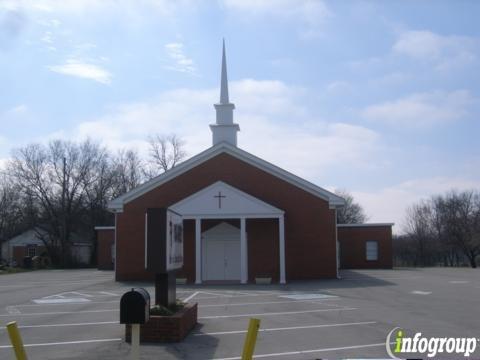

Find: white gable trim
<box><xmin>108</xmin><ymin>142</ymin><xmax>345</xmax><ymax>212</ymax></box>
<box><xmin>170</xmin><ymin>181</ymin><xmax>284</xmax><ymax>218</ymax></box>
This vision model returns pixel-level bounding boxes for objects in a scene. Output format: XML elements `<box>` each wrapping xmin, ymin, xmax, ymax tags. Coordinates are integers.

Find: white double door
<box><xmin>202</xmin><ymin>223</ymin><xmax>241</xmax><ymax>281</ymax></box>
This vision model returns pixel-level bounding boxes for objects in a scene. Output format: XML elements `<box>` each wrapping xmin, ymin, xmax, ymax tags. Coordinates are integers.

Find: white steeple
<box><xmin>210</xmin><ymin>40</ymin><xmax>240</xmax><ymax>147</ymax></box>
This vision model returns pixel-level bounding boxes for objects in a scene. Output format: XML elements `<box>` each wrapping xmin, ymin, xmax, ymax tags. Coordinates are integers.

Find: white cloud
<box><xmin>0</xmin><ymin>0</ymin><xmax>192</xmax><ymax>15</ymax></box>
<box><xmin>6</xmin><ymin>104</ymin><xmax>28</xmax><ymax>115</ymax></box>
<box><xmin>393</xmin><ymin>30</ymin><xmax>477</xmax><ymax>70</ymax></box>
<box><xmin>164</xmin><ymin>43</ymin><xmax>196</xmax><ymax>74</ymax></box>
<box><xmin>0</xmin><ymin>135</ymin><xmax>10</xmax><ymax>169</ymax></box>
<box><xmin>48</xmin><ymin>59</ymin><xmax>112</xmax><ymax>84</ymax></box>
<box><xmin>362</xmin><ymin>90</ymin><xmax>473</xmax><ymax>127</ymax></box>
<box><xmin>222</xmin><ymin>0</ymin><xmax>331</xmax><ymax>37</ymax></box>
<box><xmin>326</xmin><ymin>81</ymin><xmax>352</xmax><ymax>95</ymax></box>
<box><xmin>394</xmin><ymin>30</ymin><xmax>446</xmax><ymax>59</ymax></box>
<box><xmin>40</xmin><ymin>30</ymin><xmax>53</xmax><ymax>44</ymax></box>
<box><xmin>0</xmin><ymin>157</ymin><xmax>9</xmax><ymax>170</ymax></box>
<box><xmin>59</xmin><ymin>79</ymin><xmax>380</xmax><ymax>182</ymax></box>
<box><xmin>368</xmin><ymin>72</ymin><xmax>410</xmax><ymax>87</ymax></box>
<box><xmin>353</xmin><ymin>177</ymin><xmax>480</xmax><ymax>234</ymax></box>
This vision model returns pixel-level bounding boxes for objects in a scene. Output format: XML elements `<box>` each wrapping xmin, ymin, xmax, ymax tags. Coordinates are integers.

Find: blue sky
<box><xmin>1</xmin><ymin>0</ymin><xmax>479</xmax><ymax>232</ymax></box>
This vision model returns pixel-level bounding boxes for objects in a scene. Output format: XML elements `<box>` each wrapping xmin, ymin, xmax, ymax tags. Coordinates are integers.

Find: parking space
<box><xmin>0</xmin><ymin>268</ymin><xmax>479</xmax><ymax>359</ymax></box>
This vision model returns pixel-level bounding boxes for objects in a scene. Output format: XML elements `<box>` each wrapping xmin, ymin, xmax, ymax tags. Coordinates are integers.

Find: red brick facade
<box><xmin>115</xmin><ymin>152</ymin><xmax>337</xmax><ymax>282</ymax></box>
<box><xmin>125</xmin><ymin>303</ymin><xmax>197</xmax><ymax>343</ymax></box>
<box><xmin>12</xmin><ymin>245</ymin><xmax>46</xmax><ymax>266</ymax></box>
<box><xmin>96</xmin><ymin>228</ymin><xmax>115</xmax><ymax>270</ymax></box>
<box><xmin>338</xmin><ymin>225</ymin><xmax>393</xmax><ymax>269</ymax></box>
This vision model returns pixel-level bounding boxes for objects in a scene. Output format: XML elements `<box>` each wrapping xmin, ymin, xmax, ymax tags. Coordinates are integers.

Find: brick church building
<box><xmin>96</xmin><ymin>43</ymin><xmax>393</xmax><ymax>283</ymax></box>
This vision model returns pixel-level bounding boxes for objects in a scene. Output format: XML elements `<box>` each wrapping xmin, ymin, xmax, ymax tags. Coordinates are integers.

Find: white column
<box><xmin>195</xmin><ymin>218</ymin><xmax>202</xmax><ymax>284</ymax></box>
<box><xmin>335</xmin><ymin>208</ymin><xmax>340</xmax><ymax>279</ymax></box>
<box><xmin>279</xmin><ymin>215</ymin><xmax>286</xmax><ymax>284</ymax></box>
<box><xmin>240</xmin><ymin>217</ymin><xmax>248</xmax><ymax>284</ymax></box>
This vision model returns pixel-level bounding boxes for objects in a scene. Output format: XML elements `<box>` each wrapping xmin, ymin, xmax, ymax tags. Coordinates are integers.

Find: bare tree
<box><xmin>80</xmin><ymin>145</ymin><xmax>115</xmax><ymax>264</ymax></box>
<box><xmin>111</xmin><ymin>149</ymin><xmax>145</xmax><ymax>198</ymax></box>
<box><xmin>335</xmin><ymin>189</ymin><xmax>368</xmax><ymax>224</ymax></box>
<box><xmin>8</xmin><ymin>139</ymin><xmax>106</xmax><ymax>266</ymax></box>
<box><xmin>404</xmin><ymin>201</ymin><xmax>435</xmax><ymax>266</ymax></box>
<box><xmin>146</xmin><ymin>134</ymin><xmax>186</xmax><ymax>177</ymax></box>
<box><xmin>440</xmin><ymin>190</ymin><xmax>480</xmax><ymax>268</ymax></box>
<box><xmin>0</xmin><ymin>174</ymin><xmax>24</xmax><ymax>245</ymax></box>
<box><xmin>401</xmin><ymin>190</ymin><xmax>480</xmax><ymax>268</ymax></box>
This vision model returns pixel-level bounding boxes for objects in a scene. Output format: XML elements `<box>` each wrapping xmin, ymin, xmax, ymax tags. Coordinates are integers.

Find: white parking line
<box><xmin>0</xmin><ymin>281</ymin><xmax>111</xmax><ymax>289</ymax></box>
<box><xmin>5</xmin><ymin>306</ymin><xmax>20</xmax><ymax>315</ymax></box>
<box><xmin>0</xmin><ymin>338</ymin><xmax>122</xmax><ymax>349</ymax></box>
<box><xmin>194</xmin><ymin>321</ymin><xmax>376</xmax><ymax>336</ymax></box>
<box><xmin>341</xmin><ymin>276</ymin><xmax>421</xmax><ymax>281</ymax></box>
<box><xmin>183</xmin><ymin>291</ymin><xmax>200</xmax><ymax>302</ymax></box>
<box><xmin>193</xmin><ymin>295</ymin><xmax>227</xmax><ymax>300</ymax></box>
<box><xmin>14</xmin><ymin>300</ymin><xmax>118</xmax><ymax>307</ymax></box>
<box><xmin>213</xmin><ymin>342</ymin><xmax>386</xmax><ymax>359</ymax></box>
<box><xmin>411</xmin><ymin>290</ymin><xmax>432</xmax><ymax>295</ymax></box>
<box><xmin>0</xmin><ymin>321</ymin><xmax>119</xmax><ymax>330</ymax></box>
<box><xmin>223</xmin><ymin>290</ymin><xmax>253</xmax><ymax>296</ymax></box>
<box><xmin>197</xmin><ymin>291</ymin><xmax>235</xmax><ymax>298</ymax></box>
<box><xmin>187</xmin><ymin>291</ymin><xmax>340</xmax><ymax>300</ymax></box>
<box><xmin>0</xmin><ymin>309</ymin><xmax>117</xmax><ymax>317</ymax></box>
<box><xmin>199</xmin><ymin>299</ymin><xmax>339</xmax><ymax>308</ymax></box>
<box><xmin>199</xmin><ymin>308</ymin><xmax>357</xmax><ymax>319</ymax></box>
<box><xmin>33</xmin><ymin>298</ymin><xmax>91</xmax><ymax>304</ymax></box>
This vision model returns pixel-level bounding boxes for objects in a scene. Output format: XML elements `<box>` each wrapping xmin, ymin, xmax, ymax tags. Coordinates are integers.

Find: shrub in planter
<box><xmin>125</xmin><ymin>300</ymin><xmax>197</xmax><ymax>343</ymax></box>
<box><xmin>150</xmin><ymin>299</ymin><xmax>185</xmax><ymax>316</ymax></box>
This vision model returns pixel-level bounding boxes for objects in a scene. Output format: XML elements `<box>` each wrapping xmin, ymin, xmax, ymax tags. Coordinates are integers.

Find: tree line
<box><xmin>0</xmin><ymin>135</ymin><xmax>185</xmax><ymax>267</ymax></box>
<box><xmin>2</xmin><ymin>135</ymin><xmax>478</xmax><ymax>269</ymax></box>
<box><xmin>395</xmin><ymin>190</ymin><xmax>480</xmax><ymax>268</ymax></box>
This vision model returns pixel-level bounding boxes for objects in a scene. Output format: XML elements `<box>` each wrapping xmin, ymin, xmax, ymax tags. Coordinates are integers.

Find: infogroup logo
<box><xmin>386</xmin><ymin>327</ymin><xmax>478</xmax><ymax>359</ymax></box>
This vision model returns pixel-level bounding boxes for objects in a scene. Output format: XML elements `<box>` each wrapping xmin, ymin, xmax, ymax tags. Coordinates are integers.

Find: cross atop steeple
<box><xmin>210</xmin><ymin>40</ymin><xmax>240</xmax><ymax>147</ymax></box>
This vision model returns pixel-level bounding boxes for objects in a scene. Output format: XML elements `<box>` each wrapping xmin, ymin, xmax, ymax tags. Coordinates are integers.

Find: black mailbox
<box><xmin>120</xmin><ymin>288</ymin><xmax>150</xmax><ymax>324</ymax></box>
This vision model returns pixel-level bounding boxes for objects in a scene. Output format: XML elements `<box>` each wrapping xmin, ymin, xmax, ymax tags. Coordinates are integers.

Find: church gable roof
<box><xmin>108</xmin><ymin>142</ymin><xmax>345</xmax><ymax>212</ymax></box>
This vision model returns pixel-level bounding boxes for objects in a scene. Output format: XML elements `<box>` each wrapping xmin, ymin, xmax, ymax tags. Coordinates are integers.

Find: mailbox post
<box><xmin>120</xmin><ymin>288</ymin><xmax>150</xmax><ymax>360</ymax></box>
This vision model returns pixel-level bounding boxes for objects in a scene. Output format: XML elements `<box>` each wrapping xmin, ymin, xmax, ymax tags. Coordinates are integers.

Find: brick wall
<box><xmin>13</xmin><ymin>245</ymin><xmax>46</xmax><ymax>267</ymax></box>
<box><xmin>125</xmin><ymin>303</ymin><xmax>197</xmax><ymax>343</ymax></box>
<box><xmin>338</xmin><ymin>226</ymin><xmax>393</xmax><ymax>269</ymax></box>
<box><xmin>247</xmin><ymin>218</ymin><xmax>279</xmax><ymax>282</ymax></box>
<box><xmin>96</xmin><ymin>229</ymin><xmax>115</xmax><ymax>270</ymax></box>
<box><xmin>116</xmin><ymin>152</ymin><xmax>337</xmax><ymax>281</ymax></box>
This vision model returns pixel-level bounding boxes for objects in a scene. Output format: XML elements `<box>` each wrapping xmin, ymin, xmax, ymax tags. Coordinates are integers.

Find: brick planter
<box><xmin>125</xmin><ymin>303</ymin><xmax>197</xmax><ymax>343</ymax></box>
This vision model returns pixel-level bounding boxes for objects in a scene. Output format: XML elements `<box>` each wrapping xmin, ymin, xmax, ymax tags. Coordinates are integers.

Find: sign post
<box><xmin>145</xmin><ymin>208</ymin><xmax>184</xmax><ymax>307</ymax></box>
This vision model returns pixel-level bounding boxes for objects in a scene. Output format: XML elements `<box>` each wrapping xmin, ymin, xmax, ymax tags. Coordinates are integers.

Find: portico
<box><xmin>170</xmin><ymin>181</ymin><xmax>285</xmax><ymax>284</ymax></box>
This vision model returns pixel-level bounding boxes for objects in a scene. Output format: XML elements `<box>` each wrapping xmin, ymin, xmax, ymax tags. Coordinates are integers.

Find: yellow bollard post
<box><xmin>6</xmin><ymin>321</ymin><xmax>28</xmax><ymax>360</ymax></box>
<box><xmin>241</xmin><ymin>318</ymin><xmax>260</xmax><ymax>360</ymax></box>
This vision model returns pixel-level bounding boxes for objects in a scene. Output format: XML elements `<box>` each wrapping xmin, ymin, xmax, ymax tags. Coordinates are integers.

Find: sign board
<box><xmin>145</xmin><ymin>208</ymin><xmax>184</xmax><ymax>273</ymax></box>
<box><xmin>166</xmin><ymin>210</ymin><xmax>183</xmax><ymax>271</ymax></box>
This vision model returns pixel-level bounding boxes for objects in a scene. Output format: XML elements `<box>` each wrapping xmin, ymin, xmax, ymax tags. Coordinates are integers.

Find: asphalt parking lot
<box><xmin>0</xmin><ymin>268</ymin><xmax>479</xmax><ymax>359</ymax></box>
